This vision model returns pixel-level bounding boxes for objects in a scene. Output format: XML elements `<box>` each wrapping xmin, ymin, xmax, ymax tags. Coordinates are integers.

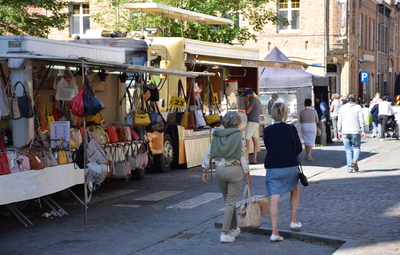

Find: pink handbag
<box><xmin>17</xmin><ymin>155</ymin><xmax>30</xmax><ymax>171</ymax></box>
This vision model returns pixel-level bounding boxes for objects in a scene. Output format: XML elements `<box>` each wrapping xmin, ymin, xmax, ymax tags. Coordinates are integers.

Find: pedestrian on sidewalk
<box><xmin>315</xmin><ymin>94</ymin><xmax>329</xmax><ymax>146</ymax></box>
<box><xmin>378</xmin><ymin>95</ymin><xmax>394</xmax><ymax>141</ymax></box>
<box><xmin>263</xmin><ymin>102</ymin><xmax>303</xmax><ymax>243</ymax></box>
<box><xmin>243</xmin><ymin>89</ymin><xmax>263</xmax><ymax>164</ymax></box>
<box><xmin>330</xmin><ymin>93</ymin><xmax>341</xmax><ymax>141</ymax></box>
<box><xmin>299</xmin><ymin>98</ymin><xmax>318</xmax><ymax>160</ymax></box>
<box><xmin>337</xmin><ymin>93</ymin><xmax>366</xmax><ymax>173</ymax></box>
<box><xmin>369</xmin><ymin>98</ymin><xmax>381</xmax><ymax>138</ymax></box>
<box><xmin>201</xmin><ymin>111</ymin><xmax>251</xmax><ymax>243</ymax></box>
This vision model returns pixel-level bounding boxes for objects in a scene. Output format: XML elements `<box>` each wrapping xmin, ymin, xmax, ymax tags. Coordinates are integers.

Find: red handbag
<box><xmin>107</xmin><ymin>126</ymin><xmax>119</xmax><ymax>143</ymax></box>
<box><xmin>52</xmin><ymin>98</ymin><xmax>61</xmax><ymax>121</ymax></box>
<box><xmin>0</xmin><ymin>138</ymin><xmax>11</xmax><ymax>175</ymax></box>
<box><xmin>129</xmin><ymin>127</ymin><xmax>140</xmax><ymax>141</ymax></box>
<box><xmin>70</xmin><ymin>84</ymin><xmax>86</xmax><ymax>117</ymax></box>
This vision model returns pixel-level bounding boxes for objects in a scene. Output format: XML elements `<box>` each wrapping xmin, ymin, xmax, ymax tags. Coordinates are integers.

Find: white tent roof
<box><xmin>259</xmin><ymin>47</ymin><xmax>328</xmax><ymax>90</ymax></box>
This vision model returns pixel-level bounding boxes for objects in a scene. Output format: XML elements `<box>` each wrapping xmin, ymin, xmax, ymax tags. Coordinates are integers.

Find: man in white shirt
<box><xmin>378</xmin><ymin>96</ymin><xmax>394</xmax><ymax>141</ymax></box>
<box><xmin>338</xmin><ymin>93</ymin><xmax>366</xmax><ymax>173</ymax></box>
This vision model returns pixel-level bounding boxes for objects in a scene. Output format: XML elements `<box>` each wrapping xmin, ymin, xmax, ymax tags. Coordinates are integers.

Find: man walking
<box><xmin>378</xmin><ymin>95</ymin><xmax>394</xmax><ymax>141</ymax></box>
<box><xmin>243</xmin><ymin>89</ymin><xmax>263</xmax><ymax>164</ymax></box>
<box><xmin>337</xmin><ymin>93</ymin><xmax>366</xmax><ymax>173</ymax></box>
<box><xmin>315</xmin><ymin>94</ymin><xmax>329</xmax><ymax>146</ymax></box>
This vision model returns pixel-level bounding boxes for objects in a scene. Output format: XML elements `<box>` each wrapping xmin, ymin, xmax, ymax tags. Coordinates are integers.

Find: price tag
<box><xmin>169</xmin><ymin>96</ymin><xmax>186</xmax><ymax>108</ymax></box>
<box><xmin>204</xmin><ymin>93</ymin><xmax>219</xmax><ymax>105</ymax></box>
<box><xmin>35</xmin><ymin>156</ymin><xmax>42</xmax><ymax>163</ymax></box>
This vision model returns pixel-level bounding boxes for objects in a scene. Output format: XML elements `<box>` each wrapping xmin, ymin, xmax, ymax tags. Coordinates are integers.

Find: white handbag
<box><xmin>6</xmin><ymin>150</ymin><xmax>19</xmax><ymax>173</ymax></box>
<box><xmin>0</xmin><ymin>80</ymin><xmax>10</xmax><ymax>118</ymax></box>
<box><xmin>55</xmin><ymin>70</ymin><xmax>78</xmax><ymax>101</ymax></box>
<box><xmin>237</xmin><ymin>185</ymin><xmax>262</xmax><ymax>228</ymax></box>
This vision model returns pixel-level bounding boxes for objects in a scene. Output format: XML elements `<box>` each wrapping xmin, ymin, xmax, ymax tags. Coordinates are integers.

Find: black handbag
<box><xmin>290</xmin><ymin>125</ymin><xmax>309</xmax><ymax>187</ymax></box>
<box><xmin>83</xmin><ymin>75</ymin><xmax>105</xmax><ymax>116</ymax></box>
<box><xmin>148</xmin><ymin>102</ymin><xmax>168</xmax><ymax>133</ymax></box>
<box><xmin>14</xmin><ymin>81</ymin><xmax>34</xmax><ymax>118</ymax></box>
<box><xmin>298</xmin><ymin>165</ymin><xmax>309</xmax><ymax>186</ymax></box>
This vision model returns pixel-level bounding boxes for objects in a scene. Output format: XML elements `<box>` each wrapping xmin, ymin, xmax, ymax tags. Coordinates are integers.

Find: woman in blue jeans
<box><xmin>202</xmin><ymin>111</ymin><xmax>251</xmax><ymax>243</ymax></box>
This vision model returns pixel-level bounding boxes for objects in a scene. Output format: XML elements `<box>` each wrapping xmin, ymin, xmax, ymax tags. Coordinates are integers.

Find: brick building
<box><xmin>46</xmin><ymin>0</ymin><xmax>400</xmax><ymax>103</ymax></box>
<box><xmin>242</xmin><ymin>0</ymin><xmax>400</xmax><ymax>103</ymax></box>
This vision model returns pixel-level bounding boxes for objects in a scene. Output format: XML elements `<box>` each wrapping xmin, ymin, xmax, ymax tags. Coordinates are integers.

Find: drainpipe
<box><xmin>376</xmin><ymin>5</ymin><xmax>380</xmax><ymax>94</ymax></box>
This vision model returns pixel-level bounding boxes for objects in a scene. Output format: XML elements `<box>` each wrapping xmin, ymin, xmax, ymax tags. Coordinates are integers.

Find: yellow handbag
<box><xmin>44</xmin><ymin>100</ymin><xmax>55</xmax><ymax>130</ymax></box>
<box><xmin>87</xmin><ymin>112</ymin><xmax>103</xmax><ymax>125</ymax></box>
<box><xmin>205</xmin><ymin>113</ymin><xmax>220</xmax><ymax>125</ymax></box>
<box><xmin>69</xmin><ymin>139</ymin><xmax>76</xmax><ymax>149</ymax></box>
<box><xmin>180</xmin><ymin>111</ymin><xmax>189</xmax><ymax>127</ymax></box>
<box><xmin>134</xmin><ymin>112</ymin><xmax>151</xmax><ymax>126</ymax></box>
<box><xmin>54</xmin><ymin>138</ymin><xmax>67</xmax><ymax>165</ymax></box>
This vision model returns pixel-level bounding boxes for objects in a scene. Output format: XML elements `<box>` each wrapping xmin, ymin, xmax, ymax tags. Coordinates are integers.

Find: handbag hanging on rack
<box><xmin>148</xmin><ymin>101</ymin><xmax>168</xmax><ymax>133</ymax></box>
<box><xmin>204</xmin><ymin>80</ymin><xmax>222</xmax><ymax>126</ymax></box>
<box><xmin>180</xmin><ymin>84</ymin><xmax>192</xmax><ymax>128</ymax></box>
<box><xmin>0</xmin><ymin>79</ymin><xmax>10</xmax><ymax>118</ymax></box>
<box><xmin>14</xmin><ymin>81</ymin><xmax>34</xmax><ymax>118</ymax></box>
<box><xmin>133</xmin><ymin>88</ymin><xmax>151</xmax><ymax>127</ymax></box>
<box><xmin>5</xmin><ymin>79</ymin><xmax>21</xmax><ymax>120</ymax></box>
<box><xmin>167</xmin><ymin>80</ymin><xmax>187</xmax><ymax>126</ymax></box>
<box><xmin>43</xmin><ymin>99</ymin><xmax>54</xmax><ymax>130</ymax></box>
<box><xmin>70</xmin><ymin>79</ymin><xmax>86</xmax><ymax>117</ymax></box>
<box><xmin>55</xmin><ymin>67</ymin><xmax>78</xmax><ymax>101</ymax></box>
<box><xmin>84</xmin><ymin>74</ymin><xmax>105</xmax><ymax>116</ymax></box>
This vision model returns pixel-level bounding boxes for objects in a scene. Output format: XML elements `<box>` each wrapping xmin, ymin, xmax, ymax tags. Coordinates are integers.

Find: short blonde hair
<box><xmin>271</xmin><ymin>102</ymin><xmax>289</xmax><ymax>122</ymax></box>
<box><xmin>331</xmin><ymin>93</ymin><xmax>339</xmax><ymax>100</ymax></box>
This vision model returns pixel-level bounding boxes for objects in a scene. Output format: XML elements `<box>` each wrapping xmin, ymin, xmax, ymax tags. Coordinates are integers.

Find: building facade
<box><xmin>47</xmin><ymin>0</ymin><xmax>400</xmax><ymax>103</ymax></box>
<box><xmin>243</xmin><ymin>0</ymin><xmax>400</xmax><ymax>103</ymax></box>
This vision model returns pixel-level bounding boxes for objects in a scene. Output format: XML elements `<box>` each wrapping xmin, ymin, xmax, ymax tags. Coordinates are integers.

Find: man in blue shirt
<box><xmin>315</xmin><ymin>94</ymin><xmax>329</xmax><ymax>146</ymax></box>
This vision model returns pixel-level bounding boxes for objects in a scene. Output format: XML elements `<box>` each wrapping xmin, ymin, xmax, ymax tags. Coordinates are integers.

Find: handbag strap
<box><xmin>14</xmin><ymin>81</ymin><xmax>29</xmax><ymax>96</ymax></box>
<box><xmin>206</xmin><ymin>79</ymin><xmax>220</xmax><ymax>115</ymax></box>
<box><xmin>239</xmin><ymin>184</ymin><xmax>255</xmax><ymax>207</ymax></box>
<box><xmin>290</xmin><ymin>125</ymin><xmax>304</xmax><ymax>175</ymax></box>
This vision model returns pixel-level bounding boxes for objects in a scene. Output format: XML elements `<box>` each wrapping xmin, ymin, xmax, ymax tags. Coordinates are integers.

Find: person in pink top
<box><xmin>299</xmin><ymin>99</ymin><xmax>319</xmax><ymax>160</ymax></box>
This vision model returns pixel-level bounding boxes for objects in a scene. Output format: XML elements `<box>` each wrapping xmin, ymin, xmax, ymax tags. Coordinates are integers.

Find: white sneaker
<box><xmin>230</xmin><ymin>227</ymin><xmax>241</xmax><ymax>238</ymax></box>
<box><xmin>220</xmin><ymin>233</ymin><xmax>235</xmax><ymax>243</ymax></box>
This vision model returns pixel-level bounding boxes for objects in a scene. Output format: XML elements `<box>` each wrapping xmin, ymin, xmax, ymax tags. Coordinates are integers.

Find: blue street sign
<box><xmin>360</xmin><ymin>71</ymin><xmax>369</xmax><ymax>83</ymax></box>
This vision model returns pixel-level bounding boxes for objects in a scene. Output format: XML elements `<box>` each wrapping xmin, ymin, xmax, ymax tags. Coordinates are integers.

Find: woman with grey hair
<box><xmin>263</xmin><ymin>102</ymin><xmax>303</xmax><ymax>242</ymax></box>
<box><xmin>202</xmin><ymin>111</ymin><xmax>251</xmax><ymax>243</ymax></box>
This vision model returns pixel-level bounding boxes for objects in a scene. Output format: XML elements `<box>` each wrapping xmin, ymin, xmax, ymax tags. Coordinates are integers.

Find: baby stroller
<box><xmin>384</xmin><ymin>115</ymin><xmax>399</xmax><ymax>139</ymax></box>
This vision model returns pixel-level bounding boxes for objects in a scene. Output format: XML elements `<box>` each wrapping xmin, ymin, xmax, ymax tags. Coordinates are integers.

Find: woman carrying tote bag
<box><xmin>201</xmin><ymin>111</ymin><xmax>251</xmax><ymax>243</ymax></box>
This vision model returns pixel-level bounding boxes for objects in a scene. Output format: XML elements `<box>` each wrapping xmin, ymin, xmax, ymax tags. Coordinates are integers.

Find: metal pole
<box><xmin>82</xmin><ymin>60</ymin><xmax>88</xmax><ymax>225</ymax></box>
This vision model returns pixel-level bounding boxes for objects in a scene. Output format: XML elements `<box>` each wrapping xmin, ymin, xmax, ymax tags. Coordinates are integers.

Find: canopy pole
<box><xmin>82</xmin><ymin>59</ymin><xmax>88</xmax><ymax>226</ymax></box>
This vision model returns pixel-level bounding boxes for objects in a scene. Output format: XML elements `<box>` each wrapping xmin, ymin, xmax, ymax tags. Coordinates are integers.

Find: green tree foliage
<box><xmin>91</xmin><ymin>0</ymin><xmax>285</xmax><ymax>45</ymax></box>
<box><xmin>0</xmin><ymin>0</ymin><xmax>71</xmax><ymax>38</ymax></box>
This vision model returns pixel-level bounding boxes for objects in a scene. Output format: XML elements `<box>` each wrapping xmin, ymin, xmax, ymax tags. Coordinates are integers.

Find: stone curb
<box><xmin>215</xmin><ymin>222</ymin><xmax>357</xmax><ymax>253</ymax></box>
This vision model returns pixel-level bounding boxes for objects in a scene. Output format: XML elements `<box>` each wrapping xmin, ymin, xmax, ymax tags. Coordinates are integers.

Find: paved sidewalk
<box><xmin>234</xmin><ymin>136</ymin><xmax>400</xmax><ymax>254</ymax></box>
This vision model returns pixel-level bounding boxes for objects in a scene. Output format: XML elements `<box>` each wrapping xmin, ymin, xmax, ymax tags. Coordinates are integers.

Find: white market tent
<box><xmin>259</xmin><ymin>47</ymin><xmax>329</xmax><ymax>121</ymax></box>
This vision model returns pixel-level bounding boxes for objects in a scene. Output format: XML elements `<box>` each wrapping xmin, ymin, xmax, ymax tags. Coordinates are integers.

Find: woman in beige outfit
<box><xmin>299</xmin><ymin>99</ymin><xmax>319</xmax><ymax>160</ymax></box>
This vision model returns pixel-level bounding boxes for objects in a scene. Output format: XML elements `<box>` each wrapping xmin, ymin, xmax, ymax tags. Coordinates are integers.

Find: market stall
<box><xmin>0</xmin><ymin>35</ymin><xmax>215</xmax><ymax>226</ymax></box>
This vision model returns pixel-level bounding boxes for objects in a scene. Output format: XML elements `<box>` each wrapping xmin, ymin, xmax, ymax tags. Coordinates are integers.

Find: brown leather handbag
<box><xmin>26</xmin><ymin>150</ymin><xmax>45</xmax><ymax>170</ymax></box>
